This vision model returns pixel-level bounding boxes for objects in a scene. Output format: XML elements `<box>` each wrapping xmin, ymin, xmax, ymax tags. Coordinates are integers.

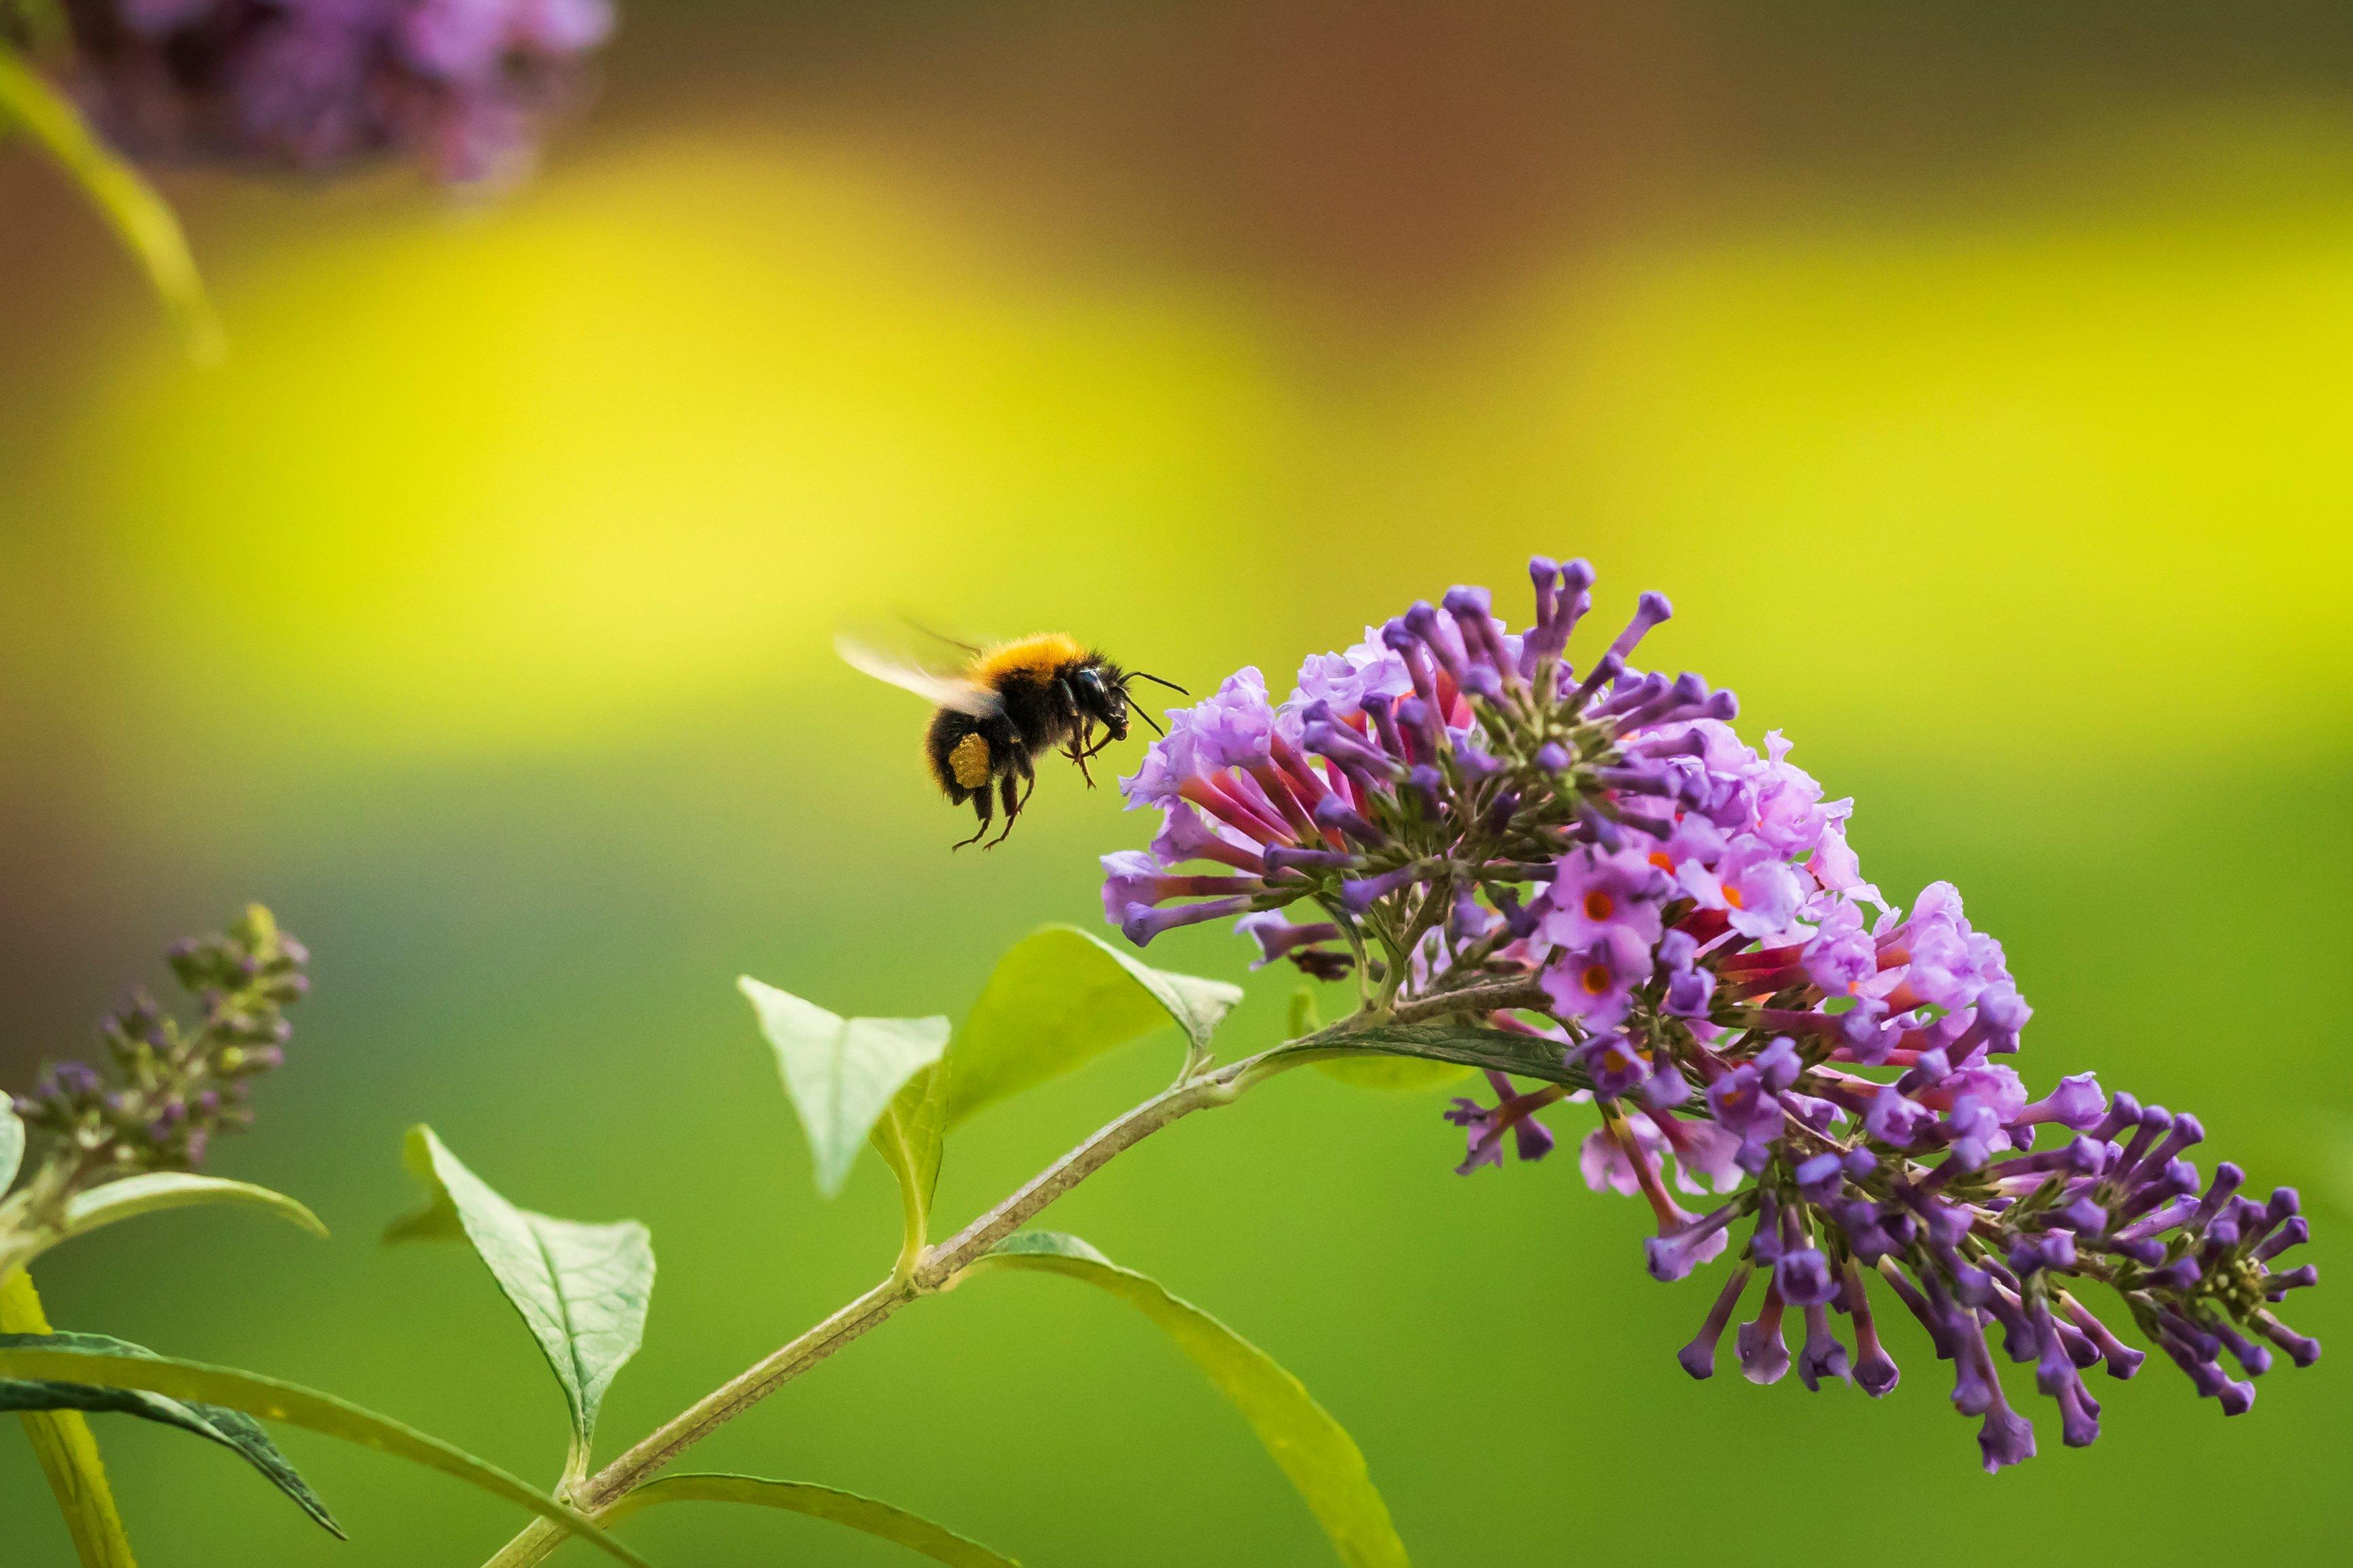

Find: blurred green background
<box><xmin>3</xmin><ymin>3</ymin><xmax>2349</xmax><ymax>1563</ymax></box>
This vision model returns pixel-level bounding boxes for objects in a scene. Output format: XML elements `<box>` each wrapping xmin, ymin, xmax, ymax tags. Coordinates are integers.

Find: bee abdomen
<box><xmin>925</xmin><ymin>710</ymin><xmax>983</xmax><ymax>801</ymax></box>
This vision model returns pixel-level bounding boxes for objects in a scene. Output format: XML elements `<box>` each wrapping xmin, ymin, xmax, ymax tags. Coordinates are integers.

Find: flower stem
<box><xmin>478</xmin><ymin>987</ymin><xmax>1521</xmax><ymax>1567</ymax></box>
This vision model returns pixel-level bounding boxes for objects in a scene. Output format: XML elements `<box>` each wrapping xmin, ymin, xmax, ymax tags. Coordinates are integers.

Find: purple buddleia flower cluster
<box><xmin>1102</xmin><ymin>558</ymin><xmax>2321</xmax><ymax>1472</ymax></box>
<box><xmin>11</xmin><ymin>906</ymin><xmax>308</xmax><ymax>1183</ymax></box>
<box><xmin>49</xmin><ymin>0</ymin><xmax>612</xmax><ymax>180</ymax></box>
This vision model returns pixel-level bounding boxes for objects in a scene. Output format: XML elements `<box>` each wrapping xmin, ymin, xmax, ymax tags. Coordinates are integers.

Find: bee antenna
<box><xmin>1128</xmin><ymin>671</ymin><xmax>1189</xmax><ymax>695</ymax></box>
<box><xmin>897</xmin><ymin>612</ymin><xmax>983</xmax><ymax>654</ymax></box>
<box><xmin>1135</xmin><ymin>707</ymin><xmax>1166</xmax><ymax>737</ymax></box>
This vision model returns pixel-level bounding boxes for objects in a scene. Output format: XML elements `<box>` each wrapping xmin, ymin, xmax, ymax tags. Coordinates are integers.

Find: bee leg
<box><xmin>951</xmin><ymin>783</ymin><xmax>993</xmax><ymax>850</ymax></box>
<box><xmin>983</xmin><ymin>769</ymin><xmax>1027</xmax><ymax>850</ymax></box>
<box><xmin>1070</xmin><ymin>732</ymin><xmax>1097</xmax><ymax>788</ymax></box>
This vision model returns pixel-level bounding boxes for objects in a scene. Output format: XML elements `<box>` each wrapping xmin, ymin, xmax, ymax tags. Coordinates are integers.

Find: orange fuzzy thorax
<box><xmin>966</xmin><ymin>632</ymin><xmax>1089</xmax><ymax>682</ymax></box>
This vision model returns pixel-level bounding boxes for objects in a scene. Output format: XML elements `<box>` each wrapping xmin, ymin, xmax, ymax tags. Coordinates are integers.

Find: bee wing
<box><xmin>834</xmin><ymin>635</ymin><xmax>1004</xmax><ymax>717</ymax></box>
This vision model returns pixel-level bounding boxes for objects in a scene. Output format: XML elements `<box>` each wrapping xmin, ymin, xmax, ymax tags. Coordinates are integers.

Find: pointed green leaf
<box><xmin>868</xmin><ymin>1066</ymin><xmax>949</xmax><ymax>1259</ymax></box>
<box><xmin>938</xmin><ymin>926</ymin><xmax>1243</xmax><ymax>1129</ymax></box>
<box><xmin>385</xmin><ymin>1127</ymin><xmax>653</xmax><ymax>1461</ymax></box>
<box><xmin>1306</xmin><ymin>1022</ymin><xmax>1585</xmax><ymax>1090</ymax></box>
<box><xmin>740</xmin><ymin>978</ymin><xmax>950</xmax><ymax>1199</ymax></box>
<box><xmin>977</xmin><ymin>1232</ymin><xmax>1407</xmax><ymax>1568</ymax></box>
<box><xmin>1313</xmin><ymin>1054</ymin><xmax>1475</xmax><ymax>1092</ymax></box>
<box><xmin>0</xmin><ymin>1330</ymin><xmax>341</xmax><ymax>1536</ymax></box>
<box><xmin>0</xmin><ymin>1271</ymin><xmax>137</xmax><ymax>1568</ymax></box>
<box><xmin>604</xmin><ymin>1473</ymin><xmax>1018</xmax><ymax>1567</ymax></box>
<box><xmin>1</xmin><ymin>1100</ymin><xmax>22</xmax><ymax>1192</ymax></box>
<box><xmin>60</xmin><ymin>1173</ymin><xmax>328</xmax><ymax>1246</ymax></box>
<box><xmin>0</xmin><ymin>44</ymin><xmax>222</xmax><ymax>359</ymax></box>
<box><xmin>0</xmin><ymin>1339</ymin><xmax>652</xmax><ymax>1567</ymax></box>
<box><xmin>1295</xmin><ymin>988</ymin><xmax>1472</xmax><ymax>1092</ymax></box>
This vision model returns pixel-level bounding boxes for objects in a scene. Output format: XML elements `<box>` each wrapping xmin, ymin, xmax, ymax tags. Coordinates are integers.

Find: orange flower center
<box><xmin>1581</xmin><ymin>963</ymin><xmax>1613</xmax><ymax>996</ymax></box>
<box><xmin>1583</xmin><ymin>889</ymin><xmax>1615</xmax><ymax>921</ymax></box>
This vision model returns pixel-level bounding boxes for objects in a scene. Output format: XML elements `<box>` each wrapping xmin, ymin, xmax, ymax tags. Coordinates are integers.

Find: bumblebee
<box><xmin>838</xmin><ymin>631</ymin><xmax>1182</xmax><ymax>848</ymax></box>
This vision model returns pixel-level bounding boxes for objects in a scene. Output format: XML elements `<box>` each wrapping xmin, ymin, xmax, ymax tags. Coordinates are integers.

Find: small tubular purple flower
<box><xmin>1121</xmin><ymin>896</ymin><xmax>1255</xmax><ymax>947</ymax></box>
<box><xmin>1311</xmin><ymin>793</ymin><xmax>1387</xmax><ymax>847</ymax></box>
<box><xmin>1774</xmin><ymin>1248</ymin><xmax>1839</xmax><ymax>1308</ymax></box>
<box><xmin>1797</xmin><ymin>1303</ymin><xmax>1852</xmax><ymax>1390</ymax></box>
<box><xmin>1646</xmin><ymin>1206</ymin><xmax>1736</xmax><ymax>1282</ymax></box>
<box><xmin>1737</xmin><ymin>1288</ymin><xmax>1792</xmax><ymax>1385</ymax></box>
<box><xmin>2018</xmin><ymin>1071</ymin><xmax>2106</xmax><ymax>1131</ymax></box>
<box><xmin>1678</xmin><ymin>1267</ymin><xmax>1752</xmax><ymax>1380</ymax></box>
<box><xmin>1540</xmin><ymin>927</ymin><xmax>1649</xmax><ymax>1031</ymax></box>
<box><xmin>1607</xmin><ymin>590</ymin><xmax>1674</xmax><ymax>663</ymax></box>
<box><xmin>1233</xmin><ymin>912</ymin><xmax>1342</xmax><ymax>970</ymax></box>
<box><xmin>1677</xmin><ymin>837</ymin><xmax>1805</xmax><ymax>941</ymax></box>
<box><xmin>1340</xmin><ymin>865</ymin><xmax>1420</xmax><ymax>915</ymax></box>
<box><xmin>1445</xmin><ymin>1071</ymin><xmax>1559</xmax><ymax>1174</ymax></box>
<box><xmin>1100</xmin><ymin>850</ymin><xmax>1163</xmax><ymax>922</ymax></box>
<box><xmin>1540</xmin><ymin>844</ymin><xmax>1668</xmax><ymax>950</ymax></box>
<box><xmin>1802</xmin><ymin>900</ymin><xmax>1877</xmax><ymax>995</ymax></box>
<box><xmin>1149</xmin><ymin>802</ymin><xmax>1266</xmax><ymax>873</ymax></box>
<box><xmin>1579</xmin><ymin>1034</ymin><xmax>1650</xmax><ymax>1101</ymax></box>
<box><xmin>1978</xmin><ymin>1403</ymin><xmax>2039</xmax><ymax>1475</ymax></box>
<box><xmin>1291</xmin><ymin>633</ymin><xmax>1413</xmax><ymax>712</ymax></box>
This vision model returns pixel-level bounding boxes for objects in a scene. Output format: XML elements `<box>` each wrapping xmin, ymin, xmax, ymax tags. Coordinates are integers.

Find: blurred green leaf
<box><xmin>1</xmin><ymin>1100</ymin><xmax>22</xmax><ymax>1191</ymax></box>
<box><xmin>1</xmin><ymin>0</ymin><xmax>71</xmax><ymax>52</ymax></box>
<box><xmin>604</xmin><ymin>1473</ymin><xmax>1019</xmax><ymax>1567</ymax></box>
<box><xmin>740</xmin><ymin>977</ymin><xmax>949</xmax><ymax>1199</ymax></box>
<box><xmin>0</xmin><ymin>1329</ymin><xmax>342</xmax><ymax>1537</ymax></box>
<box><xmin>384</xmin><ymin>1125</ymin><xmax>653</xmax><ymax>1467</ymax></box>
<box><xmin>938</xmin><ymin>925</ymin><xmax>1242</xmax><ymax>1129</ymax></box>
<box><xmin>977</xmin><ymin>1232</ymin><xmax>1407</xmax><ymax>1568</ymax></box>
<box><xmin>59</xmin><ymin>1173</ymin><xmax>328</xmax><ymax>1247</ymax></box>
<box><xmin>0</xmin><ymin>43</ymin><xmax>222</xmax><ymax>361</ymax></box>
<box><xmin>1314</xmin><ymin>1022</ymin><xmax>1581</xmax><ymax>1089</ymax></box>
<box><xmin>0</xmin><ymin>1337</ymin><xmax>653</xmax><ymax>1566</ymax></box>
<box><xmin>0</xmin><ymin>1271</ymin><xmax>137</xmax><ymax>1568</ymax></box>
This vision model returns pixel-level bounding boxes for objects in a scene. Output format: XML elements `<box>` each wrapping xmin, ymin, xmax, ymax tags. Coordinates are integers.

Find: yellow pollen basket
<box><xmin>950</xmin><ymin>733</ymin><xmax>993</xmax><ymax>789</ymax></box>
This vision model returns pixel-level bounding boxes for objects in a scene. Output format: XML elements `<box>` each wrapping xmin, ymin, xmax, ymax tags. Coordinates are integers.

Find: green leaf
<box><xmin>938</xmin><ymin>925</ymin><xmax>1243</xmax><ymax>1129</ymax></box>
<box><xmin>384</xmin><ymin>1126</ymin><xmax>653</xmax><ymax>1466</ymax></box>
<box><xmin>1313</xmin><ymin>1055</ymin><xmax>1475</xmax><ymax>1092</ymax></box>
<box><xmin>0</xmin><ymin>44</ymin><xmax>222</xmax><ymax>360</ymax></box>
<box><xmin>1296</xmin><ymin>989</ymin><xmax>1469</xmax><ymax>1092</ymax></box>
<box><xmin>977</xmin><ymin>1232</ymin><xmax>1407</xmax><ymax>1568</ymax></box>
<box><xmin>868</xmin><ymin>1067</ymin><xmax>949</xmax><ymax>1261</ymax></box>
<box><xmin>60</xmin><ymin>1173</ymin><xmax>328</xmax><ymax>1247</ymax></box>
<box><xmin>1311</xmin><ymin>1022</ymin><xmax>1584</xmax><ymax>1090</ymax></box>
<box><xmin>604</xmin><ymin>1473</ymin><xmax>1018</xmax><ymax>1567</ymax></box>
<box><xmin>0</xmin><ymin>1338</ymin><xmax>653</xmax><ymax>1567</ymax></box>
<box><xmin>0</xmin><ymin>1271</ymin><xmax>137</xmax><ymax>1568</ymax></box>
<box><xmin>1</xmin><ymin>1099</ymin><xmax>22</xmax><ymax>1192</ymax></box>
<box><xmin>739</xmin><ymin>978</ymin><xmax>950</xmax><ymax>1199</ymax></box>
<box><xmin>0</xmin><ymin>1330</ymin><xmax>341</xmax><ymax>1537</ymax></box>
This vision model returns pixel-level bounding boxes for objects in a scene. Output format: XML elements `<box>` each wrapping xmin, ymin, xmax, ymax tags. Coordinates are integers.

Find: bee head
<box><xmin>1073</xmin><ymin>664</ymin><xmax>1130</xmax><ymax>741</ymax></box>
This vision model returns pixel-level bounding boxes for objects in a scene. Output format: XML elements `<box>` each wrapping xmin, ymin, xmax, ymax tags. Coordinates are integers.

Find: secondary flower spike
<box><xmin>53</xmin><ymin>0</ymin><xmax>615</xmax><ymax>181</ymax></box>
<box><xmin>1102</xmin><ymin>559</ymin><xmax>2321</xmax><ymax>1473</ymax></box>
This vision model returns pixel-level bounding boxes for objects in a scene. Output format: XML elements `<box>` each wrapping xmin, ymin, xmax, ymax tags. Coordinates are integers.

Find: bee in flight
<box><xmin>837</xmin><ymin>630</ymin><xmax>1184</xmax><ymax>849</ymax></box>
